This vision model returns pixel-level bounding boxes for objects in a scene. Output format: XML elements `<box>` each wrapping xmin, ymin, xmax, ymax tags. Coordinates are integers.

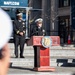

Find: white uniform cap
<box><xmin>35</xmin><ymin>18</ymin><xmax>43</xmax><ymax>23</ymax></box>
<box><xmin>17</xmin><ymin>13</ymin><xmax>23</xmax><ymax>16</ymax></box>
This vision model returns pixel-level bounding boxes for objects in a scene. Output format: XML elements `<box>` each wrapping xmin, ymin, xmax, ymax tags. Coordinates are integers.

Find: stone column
<box><xmin>42</xmin><ymin>0</ymin><xmax>51</xmax><ymax>35</ymax></box>
<box><xmin>50</xmin><ymin>0</ymin><xmax>58</xmax><ymax>36</ymax></box>
<box><xmin>28</xmin><ymin>0</ymin><xmax>34</xmax><ymax>22</ymax></box>
<box><xmin>29</xmin><ymin>0</ymin><xmax>42</xmax><ymax>24</ymax></box>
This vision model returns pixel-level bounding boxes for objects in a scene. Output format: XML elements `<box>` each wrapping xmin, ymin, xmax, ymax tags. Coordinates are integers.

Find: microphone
<box><xmin>31</xmin><ymin>31</ymin><xmax>38</xmax><ymax>35</ymax></box>
<box><xmin>42</xmin><ymin>29</ymin><xmax>45</xmax><ymax>36</ymax></box>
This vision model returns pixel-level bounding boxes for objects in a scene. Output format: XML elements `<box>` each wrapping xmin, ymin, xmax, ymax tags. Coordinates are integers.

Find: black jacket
<box><xmin>13</xmin><ymin>20</ymin><xmax>26</xmax><ymax>37</ymax></box>
<box><xmin>31</xmin><ymin>26</ymin><xmax>46</xmax><ymax>36</ymax></box>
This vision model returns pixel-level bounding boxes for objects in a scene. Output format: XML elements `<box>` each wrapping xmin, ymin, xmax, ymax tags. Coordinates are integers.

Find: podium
<box><xmin>27</xmin><ymin>36</ymin><xmax>60</xmax><ymax>71</ymax></box>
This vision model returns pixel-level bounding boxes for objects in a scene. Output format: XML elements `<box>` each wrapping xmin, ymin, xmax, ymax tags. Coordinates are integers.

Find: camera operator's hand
<box><xmin>0</xmin><ymin>44</ymin><xmax>10</xmax><ymax>75</ymax></box>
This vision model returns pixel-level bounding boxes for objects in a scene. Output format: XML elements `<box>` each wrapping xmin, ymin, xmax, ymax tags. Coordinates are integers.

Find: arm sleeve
<box><xmin>13</xmin><ymin>21</ymin><xmax>20</xmax><ymax>34</ymax></box>
<box><xmin>30</xmin><ymin>28</ymin><xmax>34</xmax><ymax>36</ymax></box>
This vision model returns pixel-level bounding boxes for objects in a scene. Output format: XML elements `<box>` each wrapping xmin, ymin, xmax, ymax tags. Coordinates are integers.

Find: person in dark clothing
<box><xmin>31</xmin><ymin>18</ymin><xmax>46</xmax><ymax>67</ymax></box>
<box><xmin>13</xmin><ymin>13</ymin><xmax>26</xmax><ymax>58</ymax></box>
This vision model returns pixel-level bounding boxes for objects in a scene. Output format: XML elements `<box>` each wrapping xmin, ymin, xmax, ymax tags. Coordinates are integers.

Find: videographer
<box><xmin>0</xmin><ymin>44</ymin><xmax>10</xmax><ymax>75</ymax></box>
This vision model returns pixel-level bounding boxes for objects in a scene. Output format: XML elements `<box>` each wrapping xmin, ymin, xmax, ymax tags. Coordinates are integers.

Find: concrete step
<box><xmin>8</xmin><ymin>43</ymin><xmax>33</xmax><ymax>50</ymax></box>
<box><xmin>10</xmin><ymin>56</ymin><xmax>34</xmax><ymax>67</ymax></box>
<box><xmin>8</xmin><ymin>43</ymin><xmax>75</xmax><ymax>50</ymax></box>
<box><xmin>50</xmin><ymin>49</ymin><xmax>75</xmax><ymax>57</ymax></box>
<box><xmin>10</xmin><ymin>49</ymin><xmax>34</xmax><ymax>56</ymax></box>
<box><xmin>10</xmin><ymin>56</ymin><xmax>75</xmax><ymax>67</ymax></box>
<box><xmin>8</xmin><ymin>43</ymin><xmax>75</xmax><ymax>67</ymax></box>
<box><xmin>10</xmin><ymin>49</ymin><xmax>75</xmax><ymax>57</ymax></box>
<box><xmin>50</xmin><ymin>57</ymin><xmax>75</xmax><ymax>67</ymax></box>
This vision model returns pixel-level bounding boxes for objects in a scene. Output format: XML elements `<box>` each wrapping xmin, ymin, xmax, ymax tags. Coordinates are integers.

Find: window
<box><xmin>64</xmin><ymin>0</ymin><xmax>69</xmax><ymax>6</ymax></box>
<box><xmin>59</xmin><ymin>0</ymin><xmax>70</xmax><ymax>7</ymax></box>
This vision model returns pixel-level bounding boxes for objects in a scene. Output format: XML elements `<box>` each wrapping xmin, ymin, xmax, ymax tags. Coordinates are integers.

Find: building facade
<box><xmin>29</xmin><ymin>0</ymin><xmax>74</xmax><ymax>44</ymax></box>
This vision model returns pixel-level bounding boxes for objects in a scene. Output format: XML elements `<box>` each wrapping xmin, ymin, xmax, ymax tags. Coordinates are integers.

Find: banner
<box><xmin>0</xmin><ymin>0</ymin><xmax>28</xmax><ymax>7</ymax></box>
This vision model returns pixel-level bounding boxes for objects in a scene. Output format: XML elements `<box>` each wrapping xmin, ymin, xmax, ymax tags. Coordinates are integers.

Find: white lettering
<box><xmin>4</xmin><ymin>1</ymin><xmax>19</xmax><ymax>5</ymax></box>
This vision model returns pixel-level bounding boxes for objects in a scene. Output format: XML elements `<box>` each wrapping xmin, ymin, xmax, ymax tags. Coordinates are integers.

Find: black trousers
<box><xmin>14</xmin><ymin>35</ymin><xmax>25</xmax><ymax>57</ymax></box>
<box><xmin>33</xmin><ymin>46</ymin><xmax>37</xmax><ymax>67</ymax></box>
<box><xmin>33</xmin><ymin>46</ymin><xmax>40</xmax><ymax>67</ymax></box>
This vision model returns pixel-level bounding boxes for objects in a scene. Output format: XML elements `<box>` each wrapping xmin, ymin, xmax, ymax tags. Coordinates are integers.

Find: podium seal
<box><xmin>41</xmin><ymin>36</ymin><xmax>52</xmax><ymax>48</ymax></box>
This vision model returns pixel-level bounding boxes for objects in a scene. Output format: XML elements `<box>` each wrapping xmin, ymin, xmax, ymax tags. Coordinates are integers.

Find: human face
<box><xmin>18</xmin><ymin>15</ymin><xmax>22</xmax><ymax>20</ymax></box>
<box><xmin>37</xmin><ymin>22</ymin><xmax>42</xmax><ymax>27</ymax></box>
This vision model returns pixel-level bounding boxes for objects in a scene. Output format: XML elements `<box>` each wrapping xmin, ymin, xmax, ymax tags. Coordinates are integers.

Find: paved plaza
<box><xmin>7</xmin><ymin>43</ymin><xmax>75</xmax><ymax>75</ymax></box>
<box><xmin>8</xmin><ymin>67</ymin><xmax>75</xmax><ymax>75</ymax></box>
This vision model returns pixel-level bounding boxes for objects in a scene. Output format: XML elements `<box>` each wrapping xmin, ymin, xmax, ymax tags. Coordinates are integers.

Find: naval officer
<box><xmin>31</xmin><ymin>18</ymin><xmax>46</xmax><ymax>67</ymax></box>
<box><xmin>13</xmin><ymin>13</ymin><xmax>26</xmax><ymax>58</ymax></box>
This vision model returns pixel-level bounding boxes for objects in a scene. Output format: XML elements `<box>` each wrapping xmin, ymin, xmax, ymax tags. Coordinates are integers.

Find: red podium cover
<box><xmin>27</xmin><ymin>36</ymin><xmax>60</xmax><ymax>71</ymax></box>
<box><xmin>27</xmin><ymin>36</ymin><xmax>60</xmax><ymax>46</ymax></box>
